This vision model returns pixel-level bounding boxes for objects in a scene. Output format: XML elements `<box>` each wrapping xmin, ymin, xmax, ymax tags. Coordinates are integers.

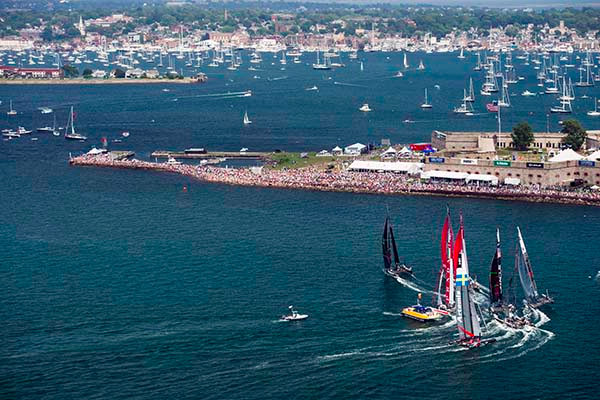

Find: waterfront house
<box><xmin>332</xmin><ymin>146</ymin><xmax>343</xmax><ymax>156</ymax></box>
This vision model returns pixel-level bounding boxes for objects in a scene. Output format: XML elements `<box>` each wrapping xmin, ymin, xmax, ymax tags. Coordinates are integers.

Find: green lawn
<box><xmin>267</xmin><ymin>152</ymin><xmax>336</xmax><ymax>170</ymax></box>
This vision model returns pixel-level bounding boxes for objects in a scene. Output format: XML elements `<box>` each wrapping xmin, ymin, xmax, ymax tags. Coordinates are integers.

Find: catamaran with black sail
<box><xmin>516</xmin><ymin>227</ymin><xmax>554</xmax><ymax>309</ymax></box>
<box><xmin>453</xmin><ymin>216</ymin><xmax>496</xmax><ymax>348</ymax></box>
<box><xmin>490</xmin><ymin>229</ymin><xmax>532</xmax><ymax>329</ymax></box>
<box><xmin>382</xmin><ymin>216</ymin><xmax>413</xmax><ymax>278</ymax></box>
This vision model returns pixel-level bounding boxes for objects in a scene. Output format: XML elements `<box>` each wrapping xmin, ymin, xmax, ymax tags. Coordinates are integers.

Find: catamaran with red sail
<box><xmin>382</xmin><ymin>216</ymin><xmax>413</xmax><ymax>278</ymax></box>
<box><xmin>434</xmin><ymin>207</ymin><xmax>455</xmax><ymax>313</ymax></box>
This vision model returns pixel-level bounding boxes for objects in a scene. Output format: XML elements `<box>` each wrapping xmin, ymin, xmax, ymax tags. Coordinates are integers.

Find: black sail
<box><xmin>382</xmin><ymin>217</ymin><xmax>392</xmax><ymax>270</ymax></box>
<box><xmin>489</xmin><ymin>229</ymin><xmax>503</xmax><ymax>304</ymax></box>
<box><xmin>389</xmin><ymin>223</ymin><xmax>400</xmax><ymax>267</ymax></box>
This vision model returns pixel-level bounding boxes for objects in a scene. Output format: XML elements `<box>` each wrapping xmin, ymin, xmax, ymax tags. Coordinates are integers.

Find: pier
<box><xmin>151</xmin><ymin>150</ymin><xmax>269</xmax><ymax>160</ymax></box>
<box><xmin>69</xmin><ymin>154</ymin><xmax>600</xmax><ymax>207</ymax></box>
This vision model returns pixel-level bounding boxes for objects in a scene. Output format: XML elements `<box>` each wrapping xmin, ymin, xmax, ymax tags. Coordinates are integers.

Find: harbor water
<box><xmin>1</xmin><ymin>51</ymin><xmax>599</xmax><ymax>399</ymax></box>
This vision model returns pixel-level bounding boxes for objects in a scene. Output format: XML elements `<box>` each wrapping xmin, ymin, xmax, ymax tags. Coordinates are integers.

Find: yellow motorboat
<box><xmin>401</xmin><ymin>294</ymin><xmax>444</xmax><ymax>322</ymax></box>
<box><xmin>401</xmin><ymin>305</ymin><xmax>443</xmax><ymax>322</ymax></box>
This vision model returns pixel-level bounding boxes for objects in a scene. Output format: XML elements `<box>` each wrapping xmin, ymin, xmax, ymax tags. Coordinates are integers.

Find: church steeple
<box><xmin>77</xmin><ymin>15</ymin><xmax>86</xmax><ymax>36</ymax></box>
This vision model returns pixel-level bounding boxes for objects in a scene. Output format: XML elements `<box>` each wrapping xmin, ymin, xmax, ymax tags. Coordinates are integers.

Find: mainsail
<box><xmin>439</xmin><ymin>209</ymin><xmax>454</xmax><ymax>307</ymax></box>
<box><xmin>516</xmin><ymin>227</ymin><xmax>539</xmax><ymax>301</ymax></box>
<box><xmin>382</xmin><ymin>217</ymin><xmax>392</xmax><ymax>270</ymax></box>
<box><xmin>489</xmin><ymin>228</ymin><xmax>503</xmax><ymax>305</ymax></box>
<box><xmin>389</xmin><ymin>222</ymin><xmax>400</xmax><ymax>267</ymax></box>
<box><xmin>454</xmin><ymin>218</ymin><xmax>482</xmax><ymax>342</ymax></box>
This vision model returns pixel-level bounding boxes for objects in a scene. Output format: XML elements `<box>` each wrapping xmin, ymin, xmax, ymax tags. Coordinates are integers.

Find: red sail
<box><xmin>441</xmin><ymin>212</ymin><xmax>454</xmax><ymax>305</ymax></box>
<box><xmin>453</xmin><ymin>219</ymin><xmax>464</xmax><ymax>273</ymax></box>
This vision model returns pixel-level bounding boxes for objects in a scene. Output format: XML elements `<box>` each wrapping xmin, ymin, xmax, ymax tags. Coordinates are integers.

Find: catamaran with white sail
<box><xmin>515</xmin><ymin>227</ymin><xmax>554</xmax><ymax>309</ymax></box>
<box><xmin>435</xmin><ymin>208</ymin><xmax>455</xmax><ymax>311</ymax></box>
<box><xmin>453</xmin><ymin>217</ymin><xmax>496</xmax><ymax>348</ymax></box>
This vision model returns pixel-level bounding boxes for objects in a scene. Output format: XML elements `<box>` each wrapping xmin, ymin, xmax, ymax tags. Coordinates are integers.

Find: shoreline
<box><xmin>0</xmin><ymin>78</ymin><xmax>199</xmax><ymax>85</ymax></box>
<box><xmin>69</xmin><ymin>155</ymin><xmax>600</xmax><ymax>207</ymax></box>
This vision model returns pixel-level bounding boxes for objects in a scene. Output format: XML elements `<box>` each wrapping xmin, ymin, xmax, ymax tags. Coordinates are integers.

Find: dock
<box><xmin>110</xmin><ymin>151</ymin><xmax>135</xmax><ymax>160</ymax></box>
<box><xmin>151</xmin><ymin>150</ymin><xmax>269</xmax><ymax>160</ymax></box>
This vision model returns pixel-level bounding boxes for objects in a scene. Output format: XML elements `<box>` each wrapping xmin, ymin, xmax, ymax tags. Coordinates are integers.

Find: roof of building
<box><xmin>348</xmin><ymin>160</ymin><xmax>423</xmax><ymax>173</ymax></box>
<box><xmin>548</xmin><ymin>148</ymin><xmax>583</xmax><ymax>162</ymax></box>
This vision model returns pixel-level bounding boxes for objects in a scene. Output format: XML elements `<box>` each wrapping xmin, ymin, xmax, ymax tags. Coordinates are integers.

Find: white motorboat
<box><xmin>166</xmin><ymin>156</ymin><xmax>182</xmax><ymax>166</ymax></box>
<box><xmin>305</xmin><ymin>85</ymin><xmax>318</xmax><ymax>91</ymax></box>
<box><xmin>280</xmin><ymin>306</ymin><xmax>308</xmax><ymax>322</ymax></box>
<box><xmin>359</xmin><ymin>103</ymin><xmax>372</xmax><ymax>112</ymax></box>
<box><xmin>522</xmin><ymin>90</ymin><xmax>536</xmax><ymax>97</ymax></box>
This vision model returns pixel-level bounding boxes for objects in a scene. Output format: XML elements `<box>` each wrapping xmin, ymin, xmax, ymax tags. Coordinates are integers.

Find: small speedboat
<box><xmin>122</xmin><ymin>131</ymin><xmax>130</xmax><ymax>137</ymax></box>
<box><xmin>280</xmin><ymin>306</ymin><xmax>308</xmax><ymax>322</ymax></box>
<box><xmin>522</xmin><ymin>90</ymin><xmax>536</xmax><ymax>97</ymax></box>
<box><xmin>359</xmin><ymin>103</ymin><xmax>372</xmax><ymax>112</ymax></box>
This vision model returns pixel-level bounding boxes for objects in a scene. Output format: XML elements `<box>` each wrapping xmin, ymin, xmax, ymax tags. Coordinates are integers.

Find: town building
<box><xmin>0</xmin><ymin>66</ymin><xmax>63</xmax><ymax>79</ymax></box>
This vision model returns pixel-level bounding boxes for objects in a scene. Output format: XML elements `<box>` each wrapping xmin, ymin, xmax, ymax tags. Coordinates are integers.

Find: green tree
<box><xmin>511</xmin><ymin>122</ymin><xmax>534</xmax><ymax>150</ymax></box>
<box><xmin>82</xmin><ymin>68</ymin><xmax>93</xmax><ymax>78</ymax></box>
<box><xmin>41</xmin><ymin>26</ymin><xmax>53</xmax><ymax>42</ymax></box>
<box><xmin>113</xmin><ymin>68</ymin><xmax>126</xmax><ymax>79</ymax></box>
<box><xmin>61</xmin><ymin>65</ymin><xmax>79</xmax><ymax>78</ymax></box>
<box><xmin>561</xmin><ymin>119</ymin><xmax>587</xmax><ymax>150</ymax></box>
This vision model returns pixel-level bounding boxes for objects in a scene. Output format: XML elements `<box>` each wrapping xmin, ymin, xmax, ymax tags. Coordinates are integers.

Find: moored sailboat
<box><xmin>64</xmin><ymin>106</ymin><xmax>87</xmax><ymax>141</ymax></box>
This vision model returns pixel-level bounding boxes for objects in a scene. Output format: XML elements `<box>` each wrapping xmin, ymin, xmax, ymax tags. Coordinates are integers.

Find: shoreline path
<box><xmin>70</xmin><ymin>154</ymin><xmax>600</xmax><ymax>207</ymax></box>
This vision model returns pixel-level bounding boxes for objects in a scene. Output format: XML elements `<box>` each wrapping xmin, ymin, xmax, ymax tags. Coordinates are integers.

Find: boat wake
<box><xmin>333</xmin><ymin>81</ymin><xmax>368</xmax><ymax>88</ymax></box>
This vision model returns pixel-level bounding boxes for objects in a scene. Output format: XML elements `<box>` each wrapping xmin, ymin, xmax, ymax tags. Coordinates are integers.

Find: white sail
<box><xmin>516</xmin><ymin>227</ymin><xmax>539</xmax><ymax>301</ymax></box>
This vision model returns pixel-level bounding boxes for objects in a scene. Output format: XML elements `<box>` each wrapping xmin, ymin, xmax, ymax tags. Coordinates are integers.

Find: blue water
<box><xmin>1</xmin><ymin>52</ymin><xmax>600</xmax><ymax>399</ymax></box>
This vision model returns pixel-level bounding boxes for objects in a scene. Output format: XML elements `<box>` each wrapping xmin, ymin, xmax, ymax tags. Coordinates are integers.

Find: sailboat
<box><xmin>458</xmin><ymin>47</ymin><xmax>465</xmax><ymax>59</ymax></box>
<box><xmin>587</xmin><ymin>97</ymin><xmax>600</xmax><ymax>116</ymax></box>
<box><xmin>420</xmin><ymin>88</ymin><xmax>432</xmax><ymax>109</ymax></box>
<box><xmin>453</xmin><ymin>217</ymin><xmax>496</xmax><ymax>348</ymax></box>
<box><xmin>312</xmin><ymin>50</ymin><xmax>330</xmax><ymax>70</ymax></box>
<box><xmin>435</xmin><ymin>207</ymin><xmax>455</xmax><ymax>311</ymax></box>
<box><xmin>64</xmin><ymin>106</ymin><xmax>87</xmax><ymax>140</ymax></box>
<box><xmin>454</xmin><ymin>89</ymin><xmax>473</xmax><ymax>114</ymax></box>
<box><xmin>464</xmin><ymin>78</ymin><xmax>475</xmax><ymax>102</ymax></box>
<box><xmin>550</xmin><ymin>82</ymin><xmax>572</xmax><ymax>114</ymax></box>
<box><xmin>417</xmin><ymin>60</ymin><xmax>425</xmax><ymax>70</ymax></box>
<box><xmin>7</xmin><ymin>100</ymin><xmax>17</xmax><ymax>116</ymax></box>
<box><xmin>360</xmin><ymin>61</ymin><xmax>364</xmax><ymax>72</ymax></box>
<box><xmin>515</xmin><ymin>227</ymin><xmax>554</xmax><ymax>309</ymax></box>
<box><xmin>497</xmin><ymin>78</ymin><xmax>511</xmax><ymax>107</ymax></box>
<box><xmin>382</xmin><ymin>216</ymin><xmax>413</xmax><ymax>277</ymax></box>
<box><xmin>474</xmin><ymin>52</ymin><xmax>482</xmax><ymax>71</ymax></box>
<box><xmin>243</xmin><ymin>110</ymin><xmax>252</xmax><ymax>125</ymax></box>
<box><xmin>403</xmin><ymin>53</ymin><xmax>409</xmax><ymax>69</ymax></box>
